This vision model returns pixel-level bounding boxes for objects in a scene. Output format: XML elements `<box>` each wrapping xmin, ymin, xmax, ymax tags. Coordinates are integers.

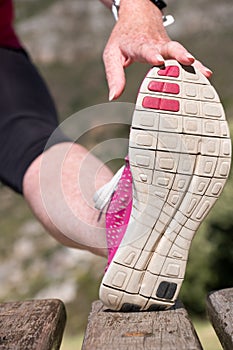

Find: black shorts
<box><xmin>0</xmin><ymin>47</ymin><xmax>70</xmax><ymax>193</ymax></box>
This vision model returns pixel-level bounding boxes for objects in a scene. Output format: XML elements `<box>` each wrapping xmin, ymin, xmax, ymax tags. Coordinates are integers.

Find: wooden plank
<box><xmin>0</xmin><ymin>299</ymin><xmax>66</xmax><ymax>350</ymax></box>
<box><xmin>206</xmin><ymin>288</ymin><xmax>233</xmax><ymax>350</ymax></box>
<box><xmin>82</xmin><ymin>300</ymin><xmax>203</xmax><ymax>350</ymax></box>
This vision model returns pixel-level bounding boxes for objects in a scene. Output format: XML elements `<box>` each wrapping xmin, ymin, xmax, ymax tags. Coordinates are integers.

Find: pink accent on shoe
<box><xmin>148</xmin><ymin>81</ymin><xmax>180</xmax><ymax>94</ymax></box>
<box><xmin>158</xmin><ymin>65</ymin><xmax>180</xmax><ymax>77</ymax></box>
<box><xmin>105</xmin><ymin>159</ymin><xmax>132</xmax><ymax>271</ymax></box>
<box><xmin>142</xmin><ymin>96</ymin><xmax>180</xmax><ymax>112</ymax></box>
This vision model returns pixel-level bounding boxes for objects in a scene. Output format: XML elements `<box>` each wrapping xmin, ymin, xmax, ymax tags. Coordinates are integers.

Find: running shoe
<box><xmin>98</xmin><ymin>60</ymin><xmax>231</xmax><ymax>311</ymax></box>
<box><xmin>94</xmin><ymin>158</ymin><xmax>132</xmax><ymax>271</ymax></box>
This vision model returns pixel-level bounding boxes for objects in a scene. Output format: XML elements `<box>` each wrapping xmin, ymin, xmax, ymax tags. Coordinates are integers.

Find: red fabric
<box><xmin>0</xmin><ymin>0</ymin><xmax>21</xmax><ymax>48</ymax></box>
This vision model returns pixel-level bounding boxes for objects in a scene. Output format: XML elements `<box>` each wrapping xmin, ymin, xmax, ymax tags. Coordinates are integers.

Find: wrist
<box><xmin>150</xmin><ymin>0</ymin><xmax>167</xmax><ymax>10</ymax></box>
<box><xmin>112</xmin><ymin>0</ymin><xmax>174</xmax><ymax>27</ymax></box>
<box><xmin>117</xmin><ymin>0</ymin><xmax>162</xmax><ymax>19</ymax></box>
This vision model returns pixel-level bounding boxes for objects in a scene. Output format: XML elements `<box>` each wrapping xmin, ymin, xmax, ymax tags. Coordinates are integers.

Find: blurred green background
<box><xmin>0</xmin><ymin>0</ymin><xmax>232</xmax><ymax>349</ymax></box>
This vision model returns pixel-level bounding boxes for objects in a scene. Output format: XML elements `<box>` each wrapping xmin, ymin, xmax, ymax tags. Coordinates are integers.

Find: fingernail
<box><xmin>186</xmin><ymin>53</ymin><xmax>195</xmax><ymax>60</ymax></box>
<box><xmin>109</xmin><ymin>89</ymin><xmax>115</xmax><ymax>101</ymax></box>
<box><xmin>205</xmin><ymin>67</ymin><xmax>213</xmax><ymax>75</ymax></box>
<box><xmin>156</xmin><ymin>54</ymin><xmax>164</xmax><ymax>63</ymax></box>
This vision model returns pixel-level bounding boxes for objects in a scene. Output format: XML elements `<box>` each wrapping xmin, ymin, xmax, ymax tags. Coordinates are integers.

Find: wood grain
<box><xmin>0</xmin><ymin>299</ymin><xmax>66</xmax><ymax>350</ymax></box>
<box><xmin>82</xmin><ymin>300</ymin><xmax>203</xmax><ymax>350</ymax></box>
<box><xmin>207</xmin><ymin>288</ymin><xmax>233</xmax><ymax>350</ymax></box>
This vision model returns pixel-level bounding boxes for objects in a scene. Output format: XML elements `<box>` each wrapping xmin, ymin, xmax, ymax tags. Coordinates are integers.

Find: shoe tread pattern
<box><xmin>99</xmin><ymin>60</ymin><xmax>231</xmax><ymax>311</ymax></box>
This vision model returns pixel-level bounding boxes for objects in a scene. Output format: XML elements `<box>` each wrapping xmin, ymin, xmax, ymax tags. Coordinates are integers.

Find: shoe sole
<box><xmin>99</xmin><ymin>60</ymin><xmax>231</xmax><ymax>311</ymax></box>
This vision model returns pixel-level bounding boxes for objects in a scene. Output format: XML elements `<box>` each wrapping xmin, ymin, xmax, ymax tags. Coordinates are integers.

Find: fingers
<box><xmin>104</xmin><ymin>45</ymin><xmax>164</xmax><ymax>100</ymax></box>
<box><xmin>193</xmin><ymin>59</ymin><xmax>213</xmax><ymax>78</ymax></box>
<box><xmin>132</xmin><ymin>43</ymin><xmax>165</xmax><ymax>66</ymax></box>
<box><xmin>103</xmin><ymin>39</ymin><xmax>212</xmax><ymax>100</ymax></box>
<box><xmin>103</xmin><ymin>45</ymin><xmax>127</xmax><ymax>100</ymax></box>
<box><xmin>103</xmin><ymin>41</ymin><xmax>166</xmax><ymax>100</ymax></box>
<box><xmin>160</xmin><ymin>42</ymin><xmax>213</xmax><ymax>78</ymax></box>
<box><xmin>160</xmin><ymin>41</ymin><xmax>195</xmax><ymax>65</ymax></box>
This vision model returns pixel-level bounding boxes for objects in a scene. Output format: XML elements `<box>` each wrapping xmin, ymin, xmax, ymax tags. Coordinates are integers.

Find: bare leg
<box><xmin>23</xmin><ymin>142</ymin><xmax>113</xmax><ymax>257</ymax></box>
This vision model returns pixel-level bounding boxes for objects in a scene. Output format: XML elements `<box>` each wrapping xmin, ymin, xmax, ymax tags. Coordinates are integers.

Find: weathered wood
<box><xmin>0</xmin><ymin>299</ymin><xmax>66</xmax><ymax>350</ymax></box>
<box><xmin>82</xmin><ymin>300</ymin><xmax>203</xmax><ymax>350</ymax></box>
<box><xmin>206</xmin><ymin>288</ymin><xmax>233</xmax><ymax>350</ymax></box>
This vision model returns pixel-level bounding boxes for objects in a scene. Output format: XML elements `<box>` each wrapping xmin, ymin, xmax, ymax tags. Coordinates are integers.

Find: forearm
<box><xmin>117</xmin><ymin>0</ymin><xmax>167</xmax><ymax>45</ymax></box>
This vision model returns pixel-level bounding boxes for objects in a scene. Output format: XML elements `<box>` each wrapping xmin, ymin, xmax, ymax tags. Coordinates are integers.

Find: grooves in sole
<box><xmin>99</xmin><ymin>60</ymin><xmax>231</xmax><ymax>311</ymax></box>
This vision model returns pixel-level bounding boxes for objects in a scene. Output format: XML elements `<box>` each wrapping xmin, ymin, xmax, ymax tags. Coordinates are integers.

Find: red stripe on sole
<box><xmin>148</xmin><ymin>81</ymin><xmax>180</xmax><ymax>94</ymax></box>
<box><xmin>158</xmin><ymin>66</ymin><xmax>180</xmax><ymax>78</ymax></box>
<box><xmin>142</xmin><ymin>96</ymin><xmax>180</xmax><ymax>112</ymax></box>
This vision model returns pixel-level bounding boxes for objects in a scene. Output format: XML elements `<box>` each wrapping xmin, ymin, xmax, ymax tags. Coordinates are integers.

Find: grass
<box><xmin>60</xmin><ymin>333</ymin><xmax>84</xmax><ymax>350</ymax></box>
<box><xmin>60</xmin><ymin>319</ymin><xmax>222</xmax><ymax>350</ymax></box>
<box><xmin>194</xmin><ymin>319</ymin><xmax>222</xmax><ymax>350</ymax></box>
